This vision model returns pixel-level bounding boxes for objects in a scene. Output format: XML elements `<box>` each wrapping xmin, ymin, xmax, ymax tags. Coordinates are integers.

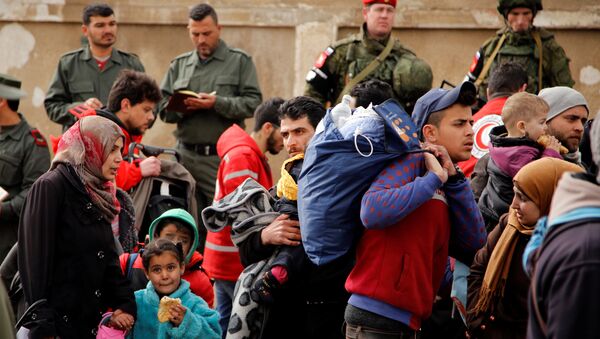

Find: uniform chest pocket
<box><xmin>215</xmin><ymin>75</ymin><xmax>239</xmax><ymax>96</ymax></box>
<box><xmin>173</xmin><ymin>78</ymin><xmax>191</xmax><ymax>91</ymax></box>
<box><xmin>70</xmin><ymin>81</ymin><xmax>95</xmax><ymax>100</ymax></box>
<box><xmin>0</xmin><ymin>153</ymin><xmax>21</xmax><ymax>186</ymax></box>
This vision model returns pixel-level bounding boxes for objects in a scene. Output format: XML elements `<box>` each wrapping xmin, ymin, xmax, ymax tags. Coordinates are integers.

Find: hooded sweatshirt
<box><xmin>119</xmin><ymin>208</ymin><xmax>214</xmax><ymax>307</ymax></box>
<box><xmin>204</xmin><ymin>124</ymin><xmax>273</xmax><ymax>281</ymax></box>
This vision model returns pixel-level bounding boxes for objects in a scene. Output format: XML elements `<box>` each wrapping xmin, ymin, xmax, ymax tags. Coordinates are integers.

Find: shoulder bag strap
<box><xmin>532</xmin><ymin>30</ymin><xmax>544</xmax><ymax>91</ymax></box>
<box><xmin>335</xmin><ymin>35</ymin><xmax>395</xmax><ymax>104</ymax></box>
<box><xmin>475</xmin><ymin>33</ymin><xmax>507</xmax><ymax>87</ymax></box>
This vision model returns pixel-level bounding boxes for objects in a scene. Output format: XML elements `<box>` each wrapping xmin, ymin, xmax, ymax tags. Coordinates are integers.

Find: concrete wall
<box><xmin>2</xmin><ymin>0</ymin><xmax>599</xmax><ymax>171</ymax></box>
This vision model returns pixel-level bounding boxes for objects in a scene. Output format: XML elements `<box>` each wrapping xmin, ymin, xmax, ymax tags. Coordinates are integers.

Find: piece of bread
<box><xmin>537</xmin><ymin>135</ymin><xmax>569</xmax><ymax>154</ymax></box>
<box><xmin>158</xmin><ymin>296</ymin><xmax>182</xmax><ymax>322</ymax></box>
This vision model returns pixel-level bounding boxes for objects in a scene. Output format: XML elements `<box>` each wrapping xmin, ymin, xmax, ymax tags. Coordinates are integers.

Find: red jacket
<box><xmin>114</xmin><ymin>127</ymin><xmax>143</xmax><ymax>191</ymax></box>
<box><xmin>119</xmin><ymin>251</ymin><xmax>215</xmax><ymax>307</ymax></box>
<box><xmin>204</xmin><ymin>124</ymin><xmax>273</xmax><ymax>281</ymax></box>
<box><xmin>346</xmin><ymin>154</ymin><xmax>486</xmax><ymax>330</ymax></box>
<box><xmin>458</xmin><ymin>96</ymin><xmax>507</xmax><ymax>178</ymax></box>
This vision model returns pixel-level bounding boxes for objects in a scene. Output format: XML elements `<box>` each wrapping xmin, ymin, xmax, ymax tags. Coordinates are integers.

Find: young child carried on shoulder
<box><xmin>477</xmin><ymin>92</ymin><xmax>567</xmax><ymax>230</ymax></box>
<box><xmin>252</xmin><ymin>153</ymin><xmax>309</xmax><ymax>304</ymax></box>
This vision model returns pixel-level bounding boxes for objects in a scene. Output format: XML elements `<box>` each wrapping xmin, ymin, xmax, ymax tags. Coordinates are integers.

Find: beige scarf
<box><xmin>473</xmin><ymin>157</ymin><xmax>583</xmax><ymax>315</ymax></box>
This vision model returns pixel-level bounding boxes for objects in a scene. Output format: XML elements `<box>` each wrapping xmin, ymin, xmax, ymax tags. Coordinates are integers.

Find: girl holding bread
<box><xmin>128</xmin><ymin>239</ymin><xmax>221</xmax><ymax>339</ymax></box>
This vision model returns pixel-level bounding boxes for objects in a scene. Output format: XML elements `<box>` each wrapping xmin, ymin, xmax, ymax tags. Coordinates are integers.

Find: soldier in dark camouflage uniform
<box><xmin>304</xmin><ymin>0</ymin><xmax>432</xmax><ymax>113</ymax></box>
<box><xmin>466</xmin><ymin>0</ymin><xmax>574</xmax><ymax>102</ymax></box>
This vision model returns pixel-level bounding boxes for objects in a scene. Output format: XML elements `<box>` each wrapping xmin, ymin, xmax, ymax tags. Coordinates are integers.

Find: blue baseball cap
<box><xmin>412</xmin><ymin>81</ymin><xmax>476</xmax><ymax>140</ymax></box>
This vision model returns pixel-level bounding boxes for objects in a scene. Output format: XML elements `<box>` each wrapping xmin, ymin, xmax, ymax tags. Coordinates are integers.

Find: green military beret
<box><xmin>0</xmin><ymin>73</ymin><xmax>27</xmax><ymax>100</ymax></box>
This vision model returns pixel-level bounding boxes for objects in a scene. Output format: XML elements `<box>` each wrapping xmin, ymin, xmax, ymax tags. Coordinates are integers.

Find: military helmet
<box><xmin>497</xmin><ymin>0</ymin><xmax>543</xmax><ymax>18</ymax></box>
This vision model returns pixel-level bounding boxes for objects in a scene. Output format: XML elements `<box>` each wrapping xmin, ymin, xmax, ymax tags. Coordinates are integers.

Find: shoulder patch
<box><xmin>314</xmin><ymin>47</ymin><xmax>335</xmax><ymax>68</ymax></box>
<box><xmin>30</xmin><ymin>129</ymin><xmax>48</xmax><ymax>147</ymax></box>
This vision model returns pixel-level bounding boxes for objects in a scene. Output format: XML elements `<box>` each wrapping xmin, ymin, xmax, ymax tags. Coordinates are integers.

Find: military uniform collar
<box><xmin>188</xmin><ymin>39</ymin><xmax>228</xmax><ymax>66</ymax></box>
<box><xmin>0</xmin><ymin>113</ymin><xmax>27</xmax><ymax>141</ymax></box>
<box><xmin>361</xmin><ymin>23</ymin><xmax>393</xmax><ymax>53</ymax></box>
<box><xmin>80</xmin><ymin>46</ymin><xmax>123</xmax><ymax>64</ymax></box>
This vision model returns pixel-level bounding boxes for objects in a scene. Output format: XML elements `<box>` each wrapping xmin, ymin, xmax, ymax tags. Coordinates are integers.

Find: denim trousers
<box><xmin>215</xmin><ymin>279</ymin><xmax>237</xmax><ymax>338</ymax></box>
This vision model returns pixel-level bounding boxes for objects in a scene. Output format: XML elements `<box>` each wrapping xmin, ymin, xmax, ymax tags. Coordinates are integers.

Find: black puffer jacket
<box><xmin>18</xmin><ymin>163</ymin><xmax>136</xmax><ymax>339</ymax></box>
<box><xmin>478</xmin><ymin>126</ymin><xmax>544</xmax><ymax>231</ymax></box>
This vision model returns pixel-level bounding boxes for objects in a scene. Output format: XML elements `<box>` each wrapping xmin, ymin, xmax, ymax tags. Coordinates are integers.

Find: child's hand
<box><xmin>110</xmin><ymin>309</ymin><xmax>135</xmax><ymax>331</ymax></box>
<box><xmin>538</xmin><ymin>134</ymin><xmax>568</xmax><ymax>154</ymax></box>
<box><xmin>544</xmin><ymin>135</ymin><xmax>562</xmax><ymax>153</ymax></box>
<box><xmin>169</xmin><ymin>304</ymin><xmax>187</xmax><ymax>327</ymax></box>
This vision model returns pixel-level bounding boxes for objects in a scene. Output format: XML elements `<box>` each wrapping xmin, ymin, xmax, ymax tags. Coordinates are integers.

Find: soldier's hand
<box><xmin>84</xmin><ymin>97</ymin><xmax>103</xmax><ymax>110</ymax></box>
<box><xmin>140</xmin><ymin>156</ymin><xmax>161</xmax><ymax>177</ymax></box>
<box><xmin>260</xmin><ymin>214</ymin><xmax>301</xmax><ymax>246</ymax></box>
<box><xmin>184</xmin><ymin>92</ymin><xmax>217</xmax><ymax>110</ymax></box>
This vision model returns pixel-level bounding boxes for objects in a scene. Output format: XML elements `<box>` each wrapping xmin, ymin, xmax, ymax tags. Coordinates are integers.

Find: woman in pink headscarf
<box><xmin>18</xmin><ymin>116</ymin><xmax>135</xmax><ymax>339</ymax></box>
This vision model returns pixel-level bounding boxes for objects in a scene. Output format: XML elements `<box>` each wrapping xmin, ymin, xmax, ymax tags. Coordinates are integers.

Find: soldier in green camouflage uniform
<box><xmin>158</xmin><ymin>4</ymin><xmax>261</xmax><ymax>254</ymax></box>
<box><xmin>45</xmin><ymin>4</ymin><xmax>145</xmax><ymax>132</ymax></box>
<box><xmin>0</xmin><ymin>74</ymin><xmax>51</xmax><ymax>262</ymax></box>
<box><xmin>305</xmin><ymin>0</ymin><xmax>432</xmax><ymax>113</ymax></box>
<box><xmin>466</xmin><ymin>0</ymin><xmax>574</xmax><ymax>101</ymax></box>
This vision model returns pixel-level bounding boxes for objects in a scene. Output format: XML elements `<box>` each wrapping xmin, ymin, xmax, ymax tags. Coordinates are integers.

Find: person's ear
<box><xmin>82</xmin><ymin>24</ymin><xmax>89</xmax><ymax>37</ymax></box>
<box><xmin>0</xmin><ymin>98</ymin><xmax>6</xmax><ymax>109</ymax></box>
<box><xmin>516</xmin><ymin>120</ymin><xmax>527</xmax><ymax>134</ymax></box>
<box><xmin>262</xmin><ymin>122</ymin><xmax>274</xmax><ymax>135</ymax></box>
<box><xmin>422</xmin><ymin>124</ymin><xmax>438</xmax><ymax>143</ymax></box>
<box><xmin>362</xmin><ymin>6</ymin><xmax>369</xmax><ymax>21</ymax></box>
<box><xmin>180</xmin><ymin>263</ymin><xmax>185</xmax><ymax>276</ymax></box>
<box><xmin>519</xmin><ymin>83</ymin><xmax>527</xmax><ymax>92</ymax></box>
<box><xmin>120</xmin><ymin>98</ymin><xmax>131</xmax><ymax>114</ymax></box>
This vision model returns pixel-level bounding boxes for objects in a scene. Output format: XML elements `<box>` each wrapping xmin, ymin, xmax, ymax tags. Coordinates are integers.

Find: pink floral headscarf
<box><xmin>52</xmin><ymin>116</ymin><xmax>124</xmax><ymax>222</ymax></box>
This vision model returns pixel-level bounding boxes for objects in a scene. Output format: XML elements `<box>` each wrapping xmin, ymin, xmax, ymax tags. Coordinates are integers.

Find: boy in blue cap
<box><xmin>344</xmin><ymin>82</ymin><xmax>486</xmax><ymax>338</ymax></box>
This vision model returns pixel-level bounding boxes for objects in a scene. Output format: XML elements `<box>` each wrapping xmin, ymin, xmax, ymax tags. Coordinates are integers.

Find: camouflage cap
<box><xmin>497</xmin><ymin>0</ymin><xmax>542</xmax><ymax>17</ymax></box>
<box><xmin>0</xmin><ymin>73</ymin><xmax>26</xmax><ymax>100</ymax></box>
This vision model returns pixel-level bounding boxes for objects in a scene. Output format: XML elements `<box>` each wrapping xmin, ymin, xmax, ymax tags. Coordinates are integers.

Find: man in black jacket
<box><xmin>238</xmin><ymin>96</ymin><xmax>354</xmax><ymax>339</ymax></box>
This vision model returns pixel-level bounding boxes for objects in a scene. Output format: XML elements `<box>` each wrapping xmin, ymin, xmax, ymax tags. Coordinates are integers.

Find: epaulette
<box><xmin>117</xmin><ymin>49</ymin><xmax>141</xmax><ymax>59</ymax></box>
<box><xmin>60</xmin><ymin>48</ymin><xmax>86</xmax><ymax>59</ymax></box>
<box><xmin>173</xmin><ymin>51</ymin><xmax>195</xmax><ymax>61</ymax></box>
<box><xmin>330</xmin><ymin>33</ymin><xmax>362</xmax><ymax>49</ymax></box>
<box><xmin>535</xmin><ymin>27</ymin><xmax>555</xmax><ymax>40</ymax></box>
<box><xmin>30</xmin><ymin>128</ymin><xmax>48</xmax><ymax>147</ymax></box>
<box><xmin>229</xmin><ymin>47</ymin><xmax>251</xmax><ymax>58</ymax></box>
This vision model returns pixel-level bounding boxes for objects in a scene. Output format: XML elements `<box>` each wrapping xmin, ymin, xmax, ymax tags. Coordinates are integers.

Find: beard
<box><xmin>266</xmin><ymin>131</ymin><xmax>281</xmax><ymax>155</ymax></box>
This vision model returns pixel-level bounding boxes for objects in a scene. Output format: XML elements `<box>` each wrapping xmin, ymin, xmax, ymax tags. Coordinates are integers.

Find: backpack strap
<box><xmin>126</xmin><ymin>252</ymin><xmax>139</xmax><ymax>280</ymax></box>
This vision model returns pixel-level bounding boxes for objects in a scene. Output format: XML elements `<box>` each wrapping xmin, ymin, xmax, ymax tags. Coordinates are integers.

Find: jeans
<box><xmin>345</xmin><ymin>323</ymin><xmax>419</xmax><ymax>339</ymax></box>
<box><xmin>215</xmin><ymin>279</ymin><xmax>236</xmax><ymax>338</ymax></box>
